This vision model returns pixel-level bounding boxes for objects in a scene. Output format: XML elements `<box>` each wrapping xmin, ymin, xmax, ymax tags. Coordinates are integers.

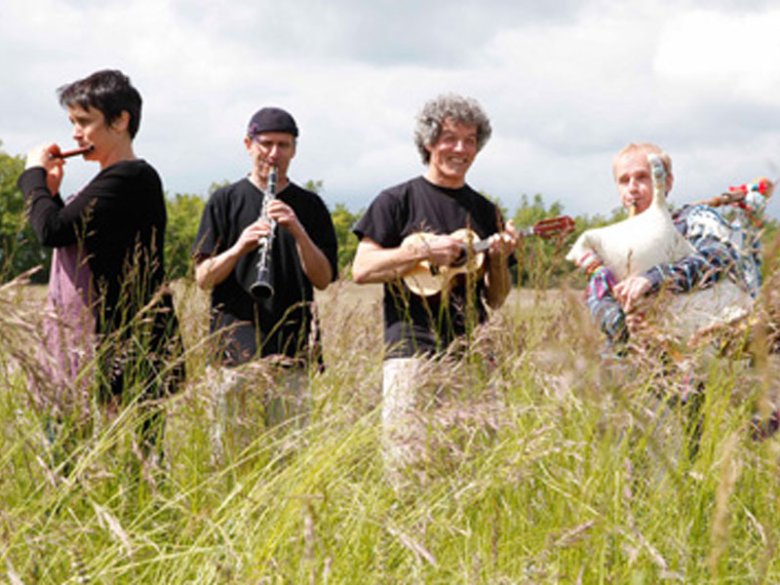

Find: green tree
<box><xmin>0</xmin><ymin>145</ymin><xmax>50</xmax><ymax>282</ymax></box>
<box><xmin>165</xmin><ymin>193</ymin><xmax>205</xmax><ymax>280</ymax></box>
<box><xmin>512</xmin><ymin>193</ymin><xmax>573</xmax><ymax>288</ymax></box>
<box><xmin>331</xmin><ymin>203</ymin><xmax>362</xmax><ymax>276</ymax></box>
<box><xmin>302</xmin><ymin>180</ymin><xmax>362</xmax><ymax>276</ymax></box>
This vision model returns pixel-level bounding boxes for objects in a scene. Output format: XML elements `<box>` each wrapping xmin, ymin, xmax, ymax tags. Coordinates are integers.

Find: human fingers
<box><xmin>427</xmin><ymin>235</ymin><xmax>463</xmax><ymax>266</ymax></box>
<box><xmin>625</xmin><ymin>311</ymin><xmax>647</xmax><ymax>335</ymax></box>
<box><xmin>267</xmin><ymin>200</ymin><xmax>298</xmax><ymax>227</ymax></box>
<box><xmin>613</xmin><ymin>280</ymin><xmax>628</xmax><ymax>305</ymax></box>
<box><xmin>26</xmin><ymin>143</ymin><xmax>61</xmax><ymax>170</ymax></box>
<box><xmin>488</xmin><ymin>228</ymin><xmax>518</xmax><ymax>256</ymax></box>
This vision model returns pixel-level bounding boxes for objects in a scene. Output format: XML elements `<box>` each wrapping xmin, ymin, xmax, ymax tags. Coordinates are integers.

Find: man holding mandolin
<box><xmin>352</xmin><ymin>94</ymin><xmax>519</xmax><ymax>486</ymax></box>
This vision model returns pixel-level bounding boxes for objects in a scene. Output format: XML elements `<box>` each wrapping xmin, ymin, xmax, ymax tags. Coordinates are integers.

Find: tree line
<box><xmin>2</xmin><ymin>145</ymin><xmax>777</xmax><ymax>287</ymax></box>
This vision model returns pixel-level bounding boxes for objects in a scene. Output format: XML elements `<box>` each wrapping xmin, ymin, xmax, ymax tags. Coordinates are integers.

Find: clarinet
<box><xmin>250</xmin><ymin>166</ymin><xmax>278</xmax><ymax>300</ymax></box>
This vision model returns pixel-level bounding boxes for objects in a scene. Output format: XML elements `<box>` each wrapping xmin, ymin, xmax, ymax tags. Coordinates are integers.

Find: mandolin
<box><xmin>402</xmin><ymin>216</ymin><xmax>575</xmax><ymax>297</ymax></box>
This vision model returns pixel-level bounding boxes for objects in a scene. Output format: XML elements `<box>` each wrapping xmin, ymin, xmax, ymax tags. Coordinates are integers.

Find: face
<box><xmin>613</xmin><ymin>149</ymin><xmax>672</xmax><ymax>215</ymax></box>
<box><xmin>67</xmin><ymin>105</ymin><xmax>127</xmax><ymax>162</ymax></box>
<box><xmin>244</xmin><ymin>131</ymin><xmax>296</xmax><ymax>182</ymax></box>
<box><xmin>425</xmin><ymin>118</ymin><xmax>478</xmax><ymax>188</ymax></box>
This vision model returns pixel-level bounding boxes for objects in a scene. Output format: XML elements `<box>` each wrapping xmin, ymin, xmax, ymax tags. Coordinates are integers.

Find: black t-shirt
<box><xmin>193</xmin><ymin>178</ymin><xmax>338</xmax><ymax>365</ymax></box>
<box><xmin>353</xmin><ymin>176</ymin><xmax>505</xmax><ymax>358</ymax></box>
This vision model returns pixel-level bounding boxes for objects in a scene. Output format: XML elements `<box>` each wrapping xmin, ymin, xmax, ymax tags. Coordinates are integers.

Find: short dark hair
<box><xmin>57</xmin><ymin>70</ymin><xmax>143</xmax><ymax>138</ymax></box>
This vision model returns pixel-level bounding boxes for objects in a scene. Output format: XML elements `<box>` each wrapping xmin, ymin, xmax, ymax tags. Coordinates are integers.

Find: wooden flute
<box><xmin>55</xmin><ymin>145</ymin><xmax>94</xmax><ymax>159</ymax></box>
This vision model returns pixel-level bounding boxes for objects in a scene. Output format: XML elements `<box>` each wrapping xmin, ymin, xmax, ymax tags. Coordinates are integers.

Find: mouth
<box><xmin>447</xmin><ymin>156</ymin><xmax>470</xmax><ymax>168</ymax></box>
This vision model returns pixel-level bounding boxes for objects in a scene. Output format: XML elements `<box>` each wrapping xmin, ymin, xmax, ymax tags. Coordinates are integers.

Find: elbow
<box><xmin>194</xmin><ymin>261</ymin><xmax>211</xmax><ymax>290</ymax></box>
<box><xmin>351</xmin><ymin>263</ymin><xmax>370</xmax><ymax>285</ymax></box>
<box><xmin>30</xmin><ymin>220</ymin><xmax>58</xmax><ymax>248</ymax></box>
<box><xmin>195</xmin><ymin>275</ymin><xmax>209</xmax><ymax>291</ymax></box>
<box><xmin>312</xmin><ymin>272</ymin><xmax>334</xmax><ymax>291</ymax></box>
<box><xmin>486</xmin><ymin>291</ymin><xmax>508</xmax><ymax>310</ymax></box>
<box><xmin>311</xmin><ymin>262</ymin><xmax>336</xmax><ymax>291</ymax></box>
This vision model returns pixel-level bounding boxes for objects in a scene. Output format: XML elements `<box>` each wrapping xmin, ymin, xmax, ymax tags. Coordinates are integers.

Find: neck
<box><xmin>424</xmin><ymin>168</ymin><xmax>465</xmax><ymax>189</ymax></box>
<box><xmin>99</xmin><ymin>142</ymin><xmax>136</xmax><ymax>170</ymax></box>
<box><xmin>249</xmin><ymin>170</ymin><xmax>288</xmax><ymax>192</ymax></box>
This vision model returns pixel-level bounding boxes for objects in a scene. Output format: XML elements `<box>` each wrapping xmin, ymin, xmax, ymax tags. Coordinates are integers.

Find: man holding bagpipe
<box><xmin>569</xmin><ymin>142</ymin><xmax>776</xmax><ymax>442</ymax></box>
<box><xmin>576</xmin><ymin>142</ymin><xmax>771</xmax><ymax>350</ymax></box>
<box><xmin>192</xmin><ymin>107</ymin><xmax>338</xmax><ymax>463</ymax></box>
<box><xmin>352</xmin><ymin>94</ymin><xmax>522</xmax><ymax>488</ymax></box>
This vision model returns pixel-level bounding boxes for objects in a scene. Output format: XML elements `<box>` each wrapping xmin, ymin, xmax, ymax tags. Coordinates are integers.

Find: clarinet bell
<box><xmin>250</xmin><ymin>266</ymin><xmax>274</xmax><ymax>300</ymax></box>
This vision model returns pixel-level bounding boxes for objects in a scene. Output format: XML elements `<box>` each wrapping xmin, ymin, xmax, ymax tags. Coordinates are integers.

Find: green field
<box><xmin>2</xmin><ymin>276</ymin><xmax>780</xmax><ymax>584</ymax></box>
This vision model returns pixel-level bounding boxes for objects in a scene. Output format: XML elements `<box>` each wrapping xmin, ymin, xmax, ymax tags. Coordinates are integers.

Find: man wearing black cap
<box><xmin>193</xmin><ymin>107</ymin><xmax>338</xmax><ymax>461</ymax></box>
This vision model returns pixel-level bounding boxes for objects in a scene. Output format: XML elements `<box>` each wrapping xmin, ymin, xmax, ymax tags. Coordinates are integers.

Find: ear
<box><xmin>111</xmin><ymin>111</ymin><xmax>131</xmax><ymax>133</ymax></box>
<box><xmin>244</xmin><ymin>136</ymin><xmax>253</xmax><ymax>153</ymax></box>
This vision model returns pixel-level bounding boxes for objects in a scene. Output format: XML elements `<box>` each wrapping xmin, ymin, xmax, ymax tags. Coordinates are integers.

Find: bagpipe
<box><xmin>567</xmin><ymin>156</ymin><xmax>774</xmax><ymax>345</ymax></box>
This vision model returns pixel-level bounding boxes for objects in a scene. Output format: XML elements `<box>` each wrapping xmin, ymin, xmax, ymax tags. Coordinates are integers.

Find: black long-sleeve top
<box><xmin>18</xmin><ymin>160</ymin><xmax>167</xmax><ymax>336</ymax></box>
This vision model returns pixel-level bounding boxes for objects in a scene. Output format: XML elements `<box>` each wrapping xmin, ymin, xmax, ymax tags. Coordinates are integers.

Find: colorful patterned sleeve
<box><xmin>586</xmin><ymin>266</ymin><xmax>628</xmax><ymax>345</ymax></box>
<box><xmin>642</xmin><ymin>218</ymin><xmax>740</xmax><ymax>295</ymax></box>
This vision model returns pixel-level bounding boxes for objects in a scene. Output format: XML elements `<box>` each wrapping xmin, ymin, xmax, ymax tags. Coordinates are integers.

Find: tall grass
<box><xmin>2</xmin><ymin>266</ymin><xmax>780</xmax><ymax>583</ymax></box>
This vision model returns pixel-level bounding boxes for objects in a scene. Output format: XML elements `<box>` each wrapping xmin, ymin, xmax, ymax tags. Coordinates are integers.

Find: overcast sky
<box><xmin>3</xmin><ymin>0</ymin><xmax>780</xmax><ymax>220</ymax></box>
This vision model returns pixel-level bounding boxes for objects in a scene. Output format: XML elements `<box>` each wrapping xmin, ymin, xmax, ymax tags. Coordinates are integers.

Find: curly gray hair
<box><xmin>414</xmin><ymin>94</ymin><xmax>492</xmax><ymax>164</ymax></box>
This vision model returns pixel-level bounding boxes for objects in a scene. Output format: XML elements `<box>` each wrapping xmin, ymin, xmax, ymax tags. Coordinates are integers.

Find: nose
<box><xmin>266</xmin><ymin>144</ymin><xmax>282</xmax><ymax>163</ymax></box>
<box><xmin>452</xmin><ymin>140</ymin><xmax>468</xmax><ymax>152</ymax></box>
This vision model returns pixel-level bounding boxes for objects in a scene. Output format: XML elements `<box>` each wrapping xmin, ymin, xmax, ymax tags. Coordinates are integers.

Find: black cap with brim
<box><xmin>247</xmin><ymin>107</ymin><xmax>299</xmax><ymax>138</ymax></box>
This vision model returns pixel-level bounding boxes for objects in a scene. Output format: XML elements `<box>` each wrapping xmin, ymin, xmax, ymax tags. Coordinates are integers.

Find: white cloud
<box><xmin>1</xmin><ymin>0</ymin><xmax>779</xmax><ymax>220</ymax></box>
<box><xmin>655</xmin><ymin>9</ymin><xmax>780</xmax><ymax>102</ymax></box>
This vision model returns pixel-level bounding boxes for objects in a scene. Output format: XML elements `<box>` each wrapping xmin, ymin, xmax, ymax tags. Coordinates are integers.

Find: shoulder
<box><xmin>457</xmin><ymin>184</ymin><xmax>501</xmax><ymax>225</ymax></box>
<box><xmin>286</xmin><ymin>182</ymin><xmax>329</xmax><ymax>207</ymax></box>
<box><xmin>352</xmin><ymin>178</ymin><xmax>420</xmax><ymax>240</ymax></box>
<box><xmin>206</xmin><ymin>178</ymin><xmax>252</xmax><ymax>205</ymax></box>
<box><xmin>370</xmin><ymin>176</ymin><xmax>424</xmax><ymax>208</ymax></box>
<box><xmin>85</xmin><ymin>160</ymin><xmax>163</xmax><ymax>203</ymax></box>
<box><xmin>463</xmin><ymin>183</ymin><xmax>497</xmax><ymax>208</ymax></box>
<box><xmin>285</xmin><ymin>183</ymin><xmax>334</xmax><ymax>224</ymax></box>
<box><xmin>101</xmin><ymin>159</ymin><xmax>160</xmax><ymax>183</ymax></box>
<box><xmin>676</xmin><ymin>204</ymin><xmax>734</xmax><ymax>240</ymax></box>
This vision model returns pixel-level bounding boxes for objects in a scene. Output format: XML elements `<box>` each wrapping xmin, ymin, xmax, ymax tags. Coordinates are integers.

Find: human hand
<box><xmin>614</xmin><ymin>275</ymin><xmax>652</xmax><ymax>313</ymax></box>
<box><xmin>624</xmin><ymin>309</ymin><xmax>648</xmax><ymax>336</ymax></box>
<box><xmin>26</xmin><ymin>143</ymin><xmax>65</xmax><ymax>195</ymax></box>
<box><xmin>266</xmin><ymin>199</ymin><xmax>302</xmax><ymax>236</ymax></box>
<box><xmin>234</xmin><ymin>218</ymin><xmax>274</xmax><ymax>256</ymax></box>
<box><xmin>424</xmin><ymin>234</ymin><xmax>465</xmax><ymax>267</ymax></box>
<box><xmin>487</xmin><ymin>219</ymin><xmax>519</xmax><ymax>258</ymax></box>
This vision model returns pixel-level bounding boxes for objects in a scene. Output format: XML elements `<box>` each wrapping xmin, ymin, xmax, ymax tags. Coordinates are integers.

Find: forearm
<box><xmin>194</xmin><ymin>246</ymin><xmax>243</xmax><ymax>290</ymax></box>
<box><xmin>644</xmin><ymin>236</ymin><xmax>736</xmax><ymax>294</ymax></box>
<box><xmin>291</xmin><ymin>226</ymin><xmax>334</xmax><ymax>290</ymax></box>
<box><xmin>586</xmin><ymin>267</ymin><xmax>627</xmax><ymax>343</ymax></box>
<box><xmin>484</xmin><ymin>258</ymin><xmax>511</xmax><ymax>309</ymax></box>
<box><xmin>18</xmin><ymin>167</ymin><xmax>73</xmax><ymax>246</ymax></box>
<box><xmin>352</xmin><ymin>240</ymin><xmax>427</xmax><ymax>284</ymax></box>
<box><xmin>590</xmin><ymin>294</ymin><xmax>628</xmax><ymax>343</ymax></box>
